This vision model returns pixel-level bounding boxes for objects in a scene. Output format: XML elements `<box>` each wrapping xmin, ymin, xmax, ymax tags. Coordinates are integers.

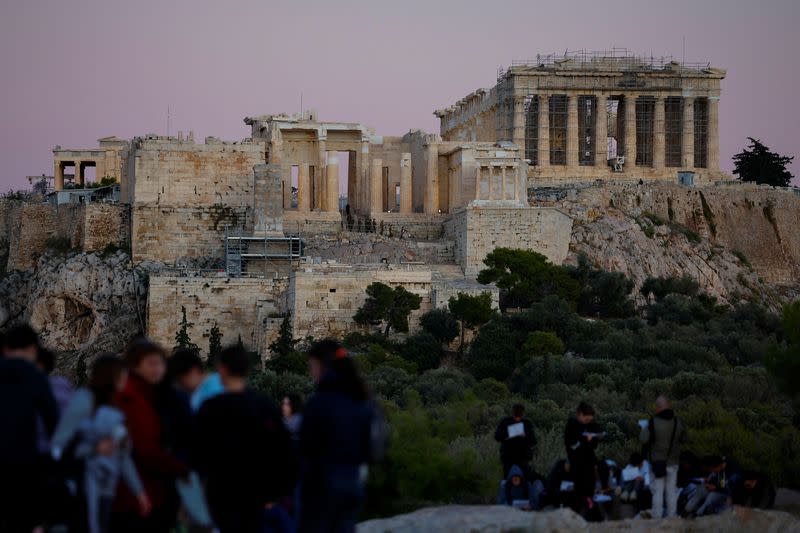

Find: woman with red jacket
<box><xmin>110</xmin><ymin>340</ymin><xmax>189</xmax><ymax>533</ymax></box>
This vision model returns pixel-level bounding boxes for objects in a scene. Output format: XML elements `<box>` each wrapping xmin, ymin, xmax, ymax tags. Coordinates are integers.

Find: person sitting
<box><xmin>732</xmin><ymin>470</ymin><xmax>775</xmax><ymax>510</ymax></box>
<box><xmin>494</xmin><ymin>404</ymin><xmax>537</xmax><ymax>479</ymax></box>
<box><xmin>620</xmin><ymin>452</ymin><xmax>648</xmax><ymax>503</ymax></box>
<box><xmin>543</xmin><ymin>459</ymin><xmax>575</xmax><ymax>509</ymax></box>
<box><xmin>497</xmin><ymin>464</ymin><xmax>543</xmax><ymax>511</ymax></box>
<box><xmin>684</xmin><ymin>455</ymin><xmax>736</xmax><ymax>517</ymax></box>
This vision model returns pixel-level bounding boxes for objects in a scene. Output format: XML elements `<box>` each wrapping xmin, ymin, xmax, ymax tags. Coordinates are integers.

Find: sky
<box><xmin>1</xmin><ymin>0</ymin><xmax>799</xmax><ymax>190</ymax></box>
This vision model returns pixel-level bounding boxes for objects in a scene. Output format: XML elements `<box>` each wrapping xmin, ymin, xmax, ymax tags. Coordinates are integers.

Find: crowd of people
<box><xmin>0</xmin><ymin>325</ymin><xmax>380</xmax><ymax>533</ymax></box>
<box><xmin>493</xmin><ymin>399</ymin><xmax>777</xmax><ymax>520</ymax></box>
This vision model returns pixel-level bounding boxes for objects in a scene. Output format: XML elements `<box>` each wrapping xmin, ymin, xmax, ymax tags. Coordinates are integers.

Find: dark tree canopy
<box><xmin>477</xmin><ymin>248</ymin><xmax>580</xmax><ymax>309</ymax></box>
<box><xmin>419</xmin><ymin>308</ymin><xmax>459</xmax><ymax>346</ymax></box>
<box><xmin>733</xmin><ymin>137</ymin><xmax>794</xmax><ymax>187</ymax></box>
<box><xmin>354</xmin><ymin>282</ymin><xmax>422</xmax><ymax>337</ymax></box>
<box><xmin>568</xmin><ymin>254</ymin><xmax>635</xmax><ymax>318</ymax></box>
<box><xmin>448</xmin><ymin>292</ymin><xmax>495</xmax><ymax>354</ymax></box>
<box><xmin>269</xmin><ymin>312</ymin><xmax>298</xmax><ymax>357</ymax></box>
<box><xmin>174</xmin><ymin>305</ymin><xmax>199</xmax><ymax>352</ymax></box>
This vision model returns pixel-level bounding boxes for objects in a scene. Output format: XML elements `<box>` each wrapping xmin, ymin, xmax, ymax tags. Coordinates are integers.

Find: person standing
<box><xmin>639</xmin><ymin>395</ymin><xmax>687</xmax><ymax>518</ymax></box>
<box><xmin>111</xmin><ymin>340</ymin><xmax>189</xmax><ymax>533</ymax></box>
<box><xmin>564</xmin><ymin>402</ymin><xmax>603</xmax><ymax>512</ymax></box>
<box><xmin>194</xmin><ymin>345</ymin><xmax>296</xmax><ymax>533</ymax></box>
<box><xmin>0</xmin><ymin>325</ymin><xmax>59</xmax><ymax>533</ymax></box>
<box><xmin>298</xmin><ymin>340</ymin><xmax>375</xmax><ymax>533</ymax></box>
<box><xmin>494</xmin><ymin>403</ymin><xmax>537</xmax><ymax>478</ymax></box>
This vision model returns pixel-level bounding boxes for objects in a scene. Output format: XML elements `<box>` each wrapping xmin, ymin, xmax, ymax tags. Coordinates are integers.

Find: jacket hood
<box><xmin>655</xmin><ymin>408</ymin><xmax>675</xmax><ymax>420</ymax></box>
<box><xmin>506</xmin><ymin>464</ymin><xmax>526</xmax><ymax>482</ymax></box>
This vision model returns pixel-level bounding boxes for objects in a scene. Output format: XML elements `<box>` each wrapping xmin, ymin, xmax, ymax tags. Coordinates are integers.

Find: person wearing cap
<box><xmin>297</xmin><ymin>339</ymin><xmax>374</xmax><ymax>533</ymax></box>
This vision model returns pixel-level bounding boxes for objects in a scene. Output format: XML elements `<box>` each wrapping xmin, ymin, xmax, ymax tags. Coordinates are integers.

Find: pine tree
<box><xmin>208</xmin><ymin>322</ymin><xmax>222</xmax><ymax>364</ymax></box>
<box><xmin>174</xmin><ymin>305</ymin><xmax>199</xmax><ymax>352</ymax></box>
<box><xmin>269</xmin><ymin>312</ymin><xmax>297</xmax><ymax>357</ymax></box>
<box><xmin>733</xmin><ymin>138</ymin><xmax>794</xmax><ymax>187</ymax></box>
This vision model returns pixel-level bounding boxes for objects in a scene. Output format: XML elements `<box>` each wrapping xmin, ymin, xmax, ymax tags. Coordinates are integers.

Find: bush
<box><xmin>400</xmin><ymin>332</ymin><xmax>442</xmax><ymax>372</ymax></box>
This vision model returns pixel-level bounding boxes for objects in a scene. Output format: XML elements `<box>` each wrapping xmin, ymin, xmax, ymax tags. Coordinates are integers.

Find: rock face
<box><xmin>0</xmin><ymin>250</ymin><xmax>163</xmax><ymax>375</ymax></box>
<box><xmin>357</xmin><ymin>506</ymin><xmax>800</xmax><ymax>533</ymax></box>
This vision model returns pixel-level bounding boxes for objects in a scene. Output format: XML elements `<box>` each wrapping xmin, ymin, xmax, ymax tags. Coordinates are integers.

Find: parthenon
<box><xmin>435</xmin><ymin>50</ymin><xmax>725</xmax><ymax>182</ymax></box>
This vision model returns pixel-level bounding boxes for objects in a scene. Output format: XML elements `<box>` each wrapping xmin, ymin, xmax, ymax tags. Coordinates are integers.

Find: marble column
<box><xmin>325</xmin><ymin>152</ymin><xmax>339</xmax><ymax>212</ymax></box>
<box><xmin>512</xmin><ymin>96</ymin><xmax>526</xmax><ymax>149</ymax></box>
<box><xmin>297</xmin><ymin>163</ymin><xmax>310</xmax><ymax>212</ymax></box>
<box><xmin>399</xmin><ymin>152</ymin><xmax>412</xmax><ymax>214</ymax></box>
<box><xmin>501</xmin><ymin>166</ymin><xmax>507</xmax><ymax>199</ymax></box>
<box><xmin>566</xmin><ymin>94</ymin><xmax>579</xmax><ymax>168</ymax></box>
<box><xmin>624</xmin><ymin>94</ymin><xmax>637</xmax><ymax>167</ymax></box>
<box><xmin>487</xmin><ymin>167</ymin><xmax>494</xmax><ymax>200</ymax></box>
<box><xmin>75</xmin><ymin>161</ymin><xmax>84</xmax><ymax>186</ymax></box>
<box><xmin>653</xmin><ymin>96</ymin><xmax>666</xmax><ymax>170</ymax></box>
<box><xmin>595</xmin><ymin>94</ymin><xmax>608</xmax><ymax>167</ymax></box>
<box><xmin>370</xmin><ymin>158</ymin><xmax>383</xmax><ymax>214</ymax></box>
<box><xmin>537</xmin><ymin>94</ymin><xmax>550</xmax><ymax>168</ymax></box>
<box><xmin>707</xmin><ymin>96</ymin><xmax>720</xmax><ymax>171</ymax></box>
<box><xmin>474</xmin><ymin>166</ymin><xmax>482</xmax><ymax>201</ymax></box>
<box><xmin>54</xmin><ymin>161</ymin><xmax>64</xmax><ymax>191</ymax></box>
<box><xmin>424</xmin><ymin>143</ymin><xmax>438</xmax><ymax>214</ymax></box>
<box><xmin>317</xmin><ymin>140</ymin><xmax>327</xmax><ymax>211</ymax></box>
<box><xmin>681</xmin><ymin>96</ymin><xmax>695</xmax><ymax>168</ymax></box>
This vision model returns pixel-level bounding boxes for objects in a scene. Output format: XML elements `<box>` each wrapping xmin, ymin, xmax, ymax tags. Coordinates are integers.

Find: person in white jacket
<box><xmin>620</xmin><ymin>452</ymin><xmax>648</xmax><ymax>502</ymax></box>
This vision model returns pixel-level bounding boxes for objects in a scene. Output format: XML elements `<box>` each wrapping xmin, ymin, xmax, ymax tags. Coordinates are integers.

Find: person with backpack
<box><xmin>194</xmin><ymin>345</ymin><xmax>296</xmax><ymax>532</ymax></box>
<box><xmin>298</xmin><ymin>339</ymin><xmax>381</xmax><ymax>533</ymax></box>
<box><xmin>639</xmin><ymin>395</ymin><xmax>687</xmax><ymax>519</ymax></box>
<box><xmin>494</xmin><ymin>404</ymin><xmax>537</xmax><ymax>478</ymax></box>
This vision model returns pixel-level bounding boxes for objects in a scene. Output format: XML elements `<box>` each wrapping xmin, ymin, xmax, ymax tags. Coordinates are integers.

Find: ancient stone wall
<box><xmin>83</xmin><ymin>204</ymin><xmax>129</xmax><ymax>253</ymax></box>
<box><xmin>5</xmin><ymin>203</ymin><xmax>83</xmax><ymax>270</ymax></box>
<box><xmin>288</xmin><ymin>265</ymin><xmax>434</xmax><ymax>340</ymax></box>
<box><xmin>445</xmin><ymin>205</ymin><xmax>573</xmax><ymax>277</ymax></box>
<box><xmin>147</xmin><ymin>276</ymin><xmax>288</xmax><ymax>358</ymax></box>
<box><xmin>131</xmin><ymin>205</ymin><xmax>251</xmax><ymax>263</ymax></box>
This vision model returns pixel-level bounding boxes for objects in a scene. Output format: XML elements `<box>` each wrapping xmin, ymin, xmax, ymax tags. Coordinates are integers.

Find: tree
<box><xmin>733</xmin><ymin>138</ymin><xmax>794</xmax><ymax>187</ymax></box>
<box><xmin>448</xmin><ymin>292</ymin><xmax>494</xmax><ymax>355</ymax></box>
<box><xmin>354</xmin><ymin>282</ymin><xmax>422</xmax><ymax>337</ymax></box>
<box><xmin>269</xmin><ymin>312</ymin><xmax>298</xmax><ymax>357</ymax></box>
<box><xmin>523</xmin><ymin>331</ymin><xmax>565</xmax><ymax>357</ymax></box>
<box><xmin>174</xmin><ymin>306</ymin><xmax>199</xmax><ymax>352</ymax></box>
<box><xmin>401</xmin><ymin>332</ymin><xmax>442</xmax><ymax>372</ymax></box>
<box><xmin>419</xmin><ymin>308</ymin><xmax>459</xmax><ymax>347</ymax></box>
<box><xmin>640</xmin><ymin>274</ymin><xmax>700</xmax><ymax>302</ymax></box>
<box><xmin>764</xmin><ymin>300</ymin><xmax>800</xmax><ymax>400</ymax></box>
<box><xmin>477</xmin><ymin>248</ymin><xmax>580</xmax><ymax>310</ymax></box>
<box><xmin>208</xmin><ymin>322</ymin><xmax>222</xmax><ymax>364</ymax></box>
<box><xmin>568</xmin><ymin>255</ymin><xmax>635</xmax><ymax>318</ymax></box>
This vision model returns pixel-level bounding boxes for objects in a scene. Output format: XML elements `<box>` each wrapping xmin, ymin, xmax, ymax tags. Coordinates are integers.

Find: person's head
<box><xmin>217</xmin><ymin>345</ymin><xmax>250</xmax><ymax>386</ymax></box>
<box><xmin>512</xmin><ymin>403</ymin><xmax>525</xmax><ymax>421</ymax></box>
<box><xmin>89</xmin><ymin>354</ymin><xmax>127</xmax><ymax>405</ymax></box>
<box><xmin>36</xmin><ymin>348</ymin><xmax>56</xmax><ymax>375</ymax></box>
<box><xmin>124</xmin><ymin>339</ymin><xmax>167</xmax><ymax>385</ymax></box>
<box><xmin>576</xmin><ymin>401</ymin><xmax>595</xmax><ymax>424</ymax></box>
<box><xmin>2</xmin><ymin>324</ymin><xmax>40</xmax><ymax>362</ymax></box>
<box><xmin>511</xmin><ymin>474</ymin><xmax>522</xmax><ymax>486</ymax></box>
<box><xmin>307</xmin><ymin>339</ymin><xmax>368</xmax><ymax>401</ymax></box>
<box><xmin>282</xmin><ymin>393</ymin><xmax>302</xmax><ymax>419</ymax></box>
<box><xmin>168</xmin><ymin>347</ymin><xmax>206</xmax><ymax>393</ymax></box>
<box><xmin>629</xmin><ymin>452</ymin><xmax>643</xmax><ymax>468</ymax></box>
<box><xmin>702</xmin><ymin>455</ymin><xmax>726</xmax><ymax>473</ymax></box>
<box><xmin>655</xmin><ymin>395</ymin><xmax>671</xmax><ymax>413</ymax></box>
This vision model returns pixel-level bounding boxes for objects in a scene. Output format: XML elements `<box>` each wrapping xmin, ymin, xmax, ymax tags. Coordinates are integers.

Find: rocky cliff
<box><xmin>357</xmin><ymin>505</ymin><xmax>799</xmax><ymax>533</ymax></box>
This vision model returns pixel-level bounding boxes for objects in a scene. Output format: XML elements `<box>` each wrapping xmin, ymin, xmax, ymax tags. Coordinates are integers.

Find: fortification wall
<box><xmin>147</xmin><ymin>276</ymin><xmax>289</xmax><ymax>359</ymax></box>
<box><xmin>83</xmin><ymin>204</ymin><xmax>129</xmax><ymax>253</ymax></box>
<box><xmin>445</xmin><ymin>205</ymin><xmax>573</xmax><ymax>277</ymax></box>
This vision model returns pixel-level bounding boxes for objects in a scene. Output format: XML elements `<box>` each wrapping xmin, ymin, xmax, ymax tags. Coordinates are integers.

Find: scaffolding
<box><xmin>694</xmin><ymin>98</ymin><xmax>709</xmax><ymax>168</ymax></box>
<box><xmin>508</xmin><ymin>48</ymin><xmax>711</xmax><ymax>72</ymax></box>
<box><xmin>636</xmin><ymin>96</ymin><xmax>655</xmax><ymax>166</ymax></box>
<box><xmin>549</xmin><ymin>95</ymin><xmax>568</xmax><ymax>165</ymax></box>
<box><xmin>664</xmin><ymin>97</ymin><xmax>683</xmax><ymax>167</ymax></box>
<box><xmin>524</xmin><ymin>97</ymin><xmax>539</xmax><ymax>164</ymax></box>
<box><xmin>578</xmin><ymin>96</ymin><xmax>597</xmax><ymax>166</ymax></box>
<box><xmin>224</xmin><ymin>226</ymin><xmax>303</xmax><ymax>277</ymax></box>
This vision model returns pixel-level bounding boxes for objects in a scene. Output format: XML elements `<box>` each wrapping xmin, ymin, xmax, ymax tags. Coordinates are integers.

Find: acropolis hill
<box><xmin>1</xmin><ymin>50</ymin><xmax>799</xmax><ymax>367</ymax></box>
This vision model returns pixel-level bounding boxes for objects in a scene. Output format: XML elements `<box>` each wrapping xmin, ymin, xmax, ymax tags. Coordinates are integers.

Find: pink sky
<box><xmin>1</xmin><ymin>0</ymin><xmax>798</xmax><ymax>190</ymax></box>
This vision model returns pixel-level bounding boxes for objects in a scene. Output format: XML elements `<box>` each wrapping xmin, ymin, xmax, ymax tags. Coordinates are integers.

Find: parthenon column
<box><xmin>399</xmin><ymin>152</ymin><xmax>412</xmax><ymax>214</ymax></box>
<box><xmin>595</xmin><ymin>94</ymin><xmax>608</xmax><ymax>167</ymax></box>
<box><xmin>681</xmin><ymin>96</ymin><xmax>695</xmax><ymax>168</ymax></box>
<box><xmin>424</xmin><ymin>142</ymin><xmax>438</xmax><ymax>214</ymax></box>
<box><xmin>75</xmin><ymin>161</ymin><xmax>84</xmax><ymax>186</ymax></box>
<box><xmin>537</xmin><ymin>94</ymin><xmax>550</xmax><ymax>168</ymax></box>
<box><xmin>54</xmin><ymin>161</ymin><xmax>64</xmax><ymax>191</ymax></box>
<box><xmin>359</xmin><ymin>139</ymin><xmax>370</xmax><ymax>212</ymax></box>
<box><xmin>297</xmin><ymin>163</ymin><xmax>310</xmax><ymax>212</ymax></box>
<box><xmin>653</xmin><ymin>96</ymin><xmax>666</xmax><ymax>170</ymax></box>
<box><xmin>512</xmin><ymin>96</ymin><xmax>526</xmax><ymax>149</ymax></box>
<box><xmin>370</xmin><ymin>158</ymin><xmax>383</xmax><ymax>214</ymax></box>
<box><xmin>707</xmin><ymin>96</ymin><xmax>720</xmax><ymax>171</ymax></box>
<box><xmin>317</xmin><ymin>139</ymin><xmax>327</xmax><ymax>211</ymax></box>
<box><xmin>566</xmin><ymin>95</ymin><xmax>579</xmax><ymax>168</ymax></box>
<box><xmin>325</xmin><ymin>152</ymin><xmax>339</xmax><ymax>212</ymax></box>
<box><xmin>623</xmin><ymin>94</ymin><xmax>637</xmax><ymax>167</ymax></box>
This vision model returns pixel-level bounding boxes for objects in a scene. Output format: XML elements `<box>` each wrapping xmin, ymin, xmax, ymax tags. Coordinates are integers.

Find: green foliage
<box><xmin>85</xmin><ymin>176</ymin><xmax>118</xmax><ymax>189</ymax></box>
<box><xmin>670</xmin><ymin>223</ymin><xmax>701</xmax><ymax>243</ymax></box>
<box><xmin>354</xmin><ymin>282</ymin><xmax>422</xmax><ymax>337</ymax></box>
<box><xmin>419</xmin><ymin>308</ymin><xmax>459</xmax><ymax>346</ymax></box>
<box><xmin>248</xmin><ymin>369</ymin><xmax>313</xmax><ymax>400</ymax></box>
<box><xmin>400</xmin><ymin>332</ymin><xmax>442</xmax><ymax>372</ymax></box>
<box><xmin>477</xmin><ymin>248</ymin><xmax>580</xmax><ymax>309</ymax></box>
<box><xmin>208</xmin><ymin>322</ymin><xmax>222</xmax><ymax>364</ymax></box>
<box><xmin>733</xmin><ymin>137</ymin><xmax>794</xmax><ymax>187</ymax></box>
<box><xmin>765</xmin><ymin>300</ymin><xmax>800</xmax><ymax>399</ymax></box>
<box><xmin>642</xmin><ymin>211</ymin><xmax>665</xmax><ymax>226</ymax></box>
<box><xmin>448</xmin><ymin>292</ymin><xmax>494</xmax><ymax>354</ymax></box>
<box><xmin>523</xmin><ymin>331</ymin><xmax>565</xmax><ymax>358</ymax></box>
<box><xmin>174</xmin><ymin>306</ymin><xmax>199</xmax><ymax>352</ymax></box>
<box><xmin>264</xmin><ymin>350</ymin><xmax>307</xmax><ymax>375</ymax></box>
<box><xmin>44</xmin><ymin>236</ymin><xmax>73</xmax><ymax>256</ymax></box>
<box><xmin>640</xmin><ymin>274</ymin><xmax>700</xmax><ymax>301</ymax></box>
<box><xmin>568</xmin><ymin>254</ymin><xmax>635</xmax><ymax>318</ymax></box>
<box><xmin>269</xmin><ymin>313</ymin><xmax>298</xmax><ymax>357</ymax></box>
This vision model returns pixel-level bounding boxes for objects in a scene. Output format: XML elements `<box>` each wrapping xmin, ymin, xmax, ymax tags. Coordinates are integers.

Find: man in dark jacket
<box><xmin>195</xmin><ymin>346</ymin><xmax>296</xmax><ymax>533</ymax></box>
<box><xmin>639</xmin><ymin>395</ymin><xmax>687</xmax><ymax>518</ymax></box>
<box><xmin>494</xmin><ymin>404</ymin><xmax>537</xmax><ymax>478</ymax></box>
<box><xmin>564</xmin><ymin>402</ymin><xmax>603</xmax><ymax>510</ymax></box>
<box><xmin>0</xmin><ymin>325</ymin><xmax>59</xmax><ymax>532</ymax></box>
